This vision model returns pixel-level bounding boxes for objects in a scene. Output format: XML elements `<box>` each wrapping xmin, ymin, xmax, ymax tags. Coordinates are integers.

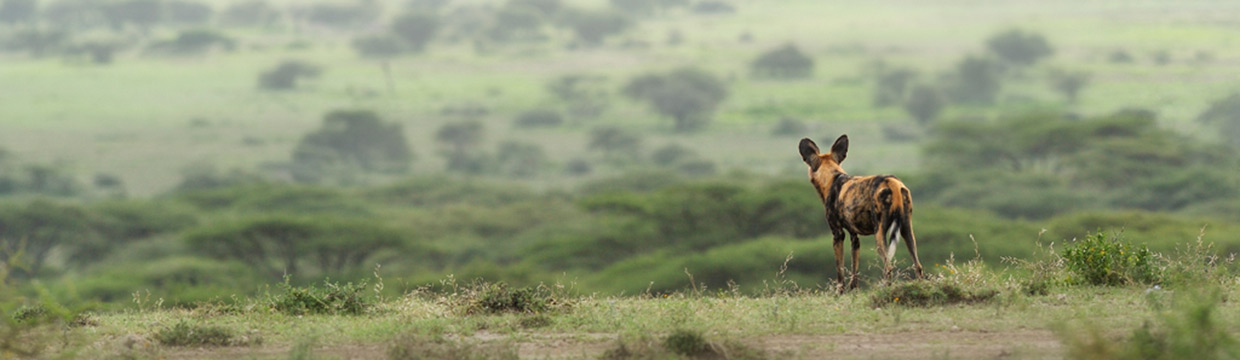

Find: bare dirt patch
<box><xmin>756</xmin><ymin>330</ymin><xmax>1062</xmax><ymax>359</ymax></box>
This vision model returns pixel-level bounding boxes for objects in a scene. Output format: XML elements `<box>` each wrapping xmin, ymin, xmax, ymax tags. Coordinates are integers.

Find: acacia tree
<box><xmin>1048</xmin><ymin>69</ymin><xmax>1090</xmax><ymax>104</ymax></box>
<box><xmin>903</xmin><ymin>84</ymin><xmax>946</xmax><ymax>125</ymax></box>
<box><xmin>185</xmin><ymin>216</ymin><xmax>404</xmax><ymax>279</ymax></box>
<box><xmin>390</xmin><ymin>13</ymin><xmax>439</xmax><ymax>52</ymax></box>
<box><xmin>547</xmin><ymin>74</ymin><xmax>610</xmax><ymax>122</ymax></box>
<box><xmin>946</xmin><ymin>55</ymin><xmax>1003</xmax><ymax>105</ymax></box>
<box><xmin>872</xmin><ymin>66</ymin><xmax>917</xmax><ymax>108</ymax></box>
<box><xmin>290</xmin><ymin>110</ymin><xmax>413</xmax><ymax>183</ymax></box>
<box><xmin>1196</xmin><ymin>93</ymin><xmax>1240</xmax><ymax>148</ymax></box>
<box><xmin>558</xmin><ymin>8</ymin><xmax>628</xmax><ymax>45</ymax></box>
<box><xmin>488</xmin><ymin>3</ymin><xmax>545</xmax><ymax>42</ymax></box>
<box><xmin>751</xmin><ymin>43</ymin><xmax>814</xmax><ymax>79</ymax></box>
<box><xmin>436</xmin><ymin>120</ymin><xmax>487</xmax><ymax>173</ymax></box>
<box><xmin>623</xmin><ymin>67</ymin><xmax>729</xmax><ymax>132</ymax></box>
<box><xmin>985</xmin><ymin>29</ymin><xmax>1053</xmax><ymax>67</ymax></box>
<box><xmin>589</xmin><ymin>126</ymin><xmax>642</xmax><ymax>162</ymax></box>
<box><xmin>496</xmin><ymin>140</ymin><xmax>548</xmax><ymax>178</ymax></box>
<box><xmin>258</xmin><ymin>60</ymin><xmax>321</xmax><ymax>90</ymax></box>
<box><xmin>0</xmin><ymin>200</ymin><xmax>96</xmax><ymax>278</ymax></box>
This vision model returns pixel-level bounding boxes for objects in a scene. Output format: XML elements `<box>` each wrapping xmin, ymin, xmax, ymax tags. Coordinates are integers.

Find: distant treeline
<box><xmin>3</xmin><ymin>150</ymin><xmax>1238</xmax><ymax>306</ymax></box>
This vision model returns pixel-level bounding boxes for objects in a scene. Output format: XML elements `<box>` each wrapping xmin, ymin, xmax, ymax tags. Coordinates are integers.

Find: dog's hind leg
<box><xmin>901</xmin><ymin>216</ymin><xmax>924</xmax><ymax>279</ymax></box>
<box><xmin>849</xmin><ymin>232</ymin><xmax>861</xmax><ymax>290</ymax></box>
<box><xmin>832</xmin><ymin>227</ymin><xmax>847</xmax><ymax>293</ymax></box>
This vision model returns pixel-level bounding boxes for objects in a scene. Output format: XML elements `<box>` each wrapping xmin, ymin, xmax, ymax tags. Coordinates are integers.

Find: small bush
<box><xmin>270</xmin><ymin>279</ymin><xmax>372</xmax><ymax>315</ymax></box>
<box><xmin>1108</xmin><ymin>49</ymin><xmax>1134</xmax><ymax>63</ymax></box>
<box><xmin>985</xmin><ymin>29</ymin><xmax>1053</xmax><ymax>67</ymax></box>
<box><xmin>9</xmin><ymin>305</ymin><xmax>77</xmax><ymax>325</ymax></box>
<box><xmin>664</xmin><ymin>328</ymin><xmax>710</xmax><ymax>357</ymax></box>
<box><xmin>1061</xmin><ymin>232</ymin><xmax>1160</xmax><ymax>286</ymax></box>
<box><xmin>565</xmin><ymin>159</ymin><xmax>592</xmax><ymax>175</ymax></box>
<box><xmin>154</xmin><ymin>321</ymin><xmax>237</xmax><ymax>347</ymax></box>
<box><xmin>390</xmin><ymin>13</ymin><xmax>440</xmax><ymax>52</ymax></box>
<box><xmin>871</xmin><ymin>281</ymin><xmax>998</xmax><ymax>308</ymax></box>
<box><xmin>258</xmin><ymin>60</ymin><xmax>322</xmax><ymax>90</ymax></box>
<box><xmin>470</xmin><ymin>282</ymin><xmax>550</xmax><ymax>314</ymax></box>
<box><xmin>751</xmin><ymin>43</ymin><xmax>814</xmax><ymax>79</ymax></box>
<box><xmin>513</xmin><ymin>109</ymin><xmax>564</xmax><ymax>128</ymax></box>
<box><xmin>518</xmin><ymin>314</ymin><xmax>552</xmax><ymax>329</ymax></box>
<box><xmin>149</xmin><ymin>29</ymin><xmax>236</xmax><ymax>55</ymax></box>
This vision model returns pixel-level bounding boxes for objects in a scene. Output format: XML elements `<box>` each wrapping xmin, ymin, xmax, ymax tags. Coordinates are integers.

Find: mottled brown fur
<box><xmin>800</xmin><ymin>135</ymin><xmax>923</xmax><ymax>292</ymax></box>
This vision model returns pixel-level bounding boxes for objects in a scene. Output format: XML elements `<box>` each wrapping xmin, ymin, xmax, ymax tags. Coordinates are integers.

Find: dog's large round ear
<box><xmin>799</xmin><ymin>138</ymin><xmax>821</xmax><ymax>170</ymax></box>
<box><xmin>830</xmin><ymin>134</ymin><xmax>849</xmax><ymax>164</ymax></box>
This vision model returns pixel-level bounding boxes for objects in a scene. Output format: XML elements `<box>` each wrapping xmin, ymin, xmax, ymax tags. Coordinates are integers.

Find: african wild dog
<box><xmin>799</xmin><ymin>135</ymin><xmax>923</xmax><ymax>292</ymax></box>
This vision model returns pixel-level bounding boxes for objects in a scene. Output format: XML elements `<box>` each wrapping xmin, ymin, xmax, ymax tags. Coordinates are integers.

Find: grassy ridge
<box><xmin>41</xmin><ymin>270</ymin><xmax>1240</xmax><ymax>359</ymax></box>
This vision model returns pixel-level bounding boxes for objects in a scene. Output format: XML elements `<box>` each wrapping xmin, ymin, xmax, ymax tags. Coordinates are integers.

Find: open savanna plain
<box><xmin>25</xmin><ymin>269</ymin><xmax>1240</xmax><ymax>360</ymax></box>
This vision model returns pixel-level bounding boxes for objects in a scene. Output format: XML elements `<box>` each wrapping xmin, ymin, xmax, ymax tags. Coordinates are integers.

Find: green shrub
<box><xmin>148</xmin><ymin>29</ymin><xmax>236</xmax><ymax>54</ymax></box>
<box><xmin>390</xmin><ymin>13</ymin><xmax>439</xmax><ymax>52</ymax></box>
<box><xmin>663</xmin><ymin>328</ymin><xmax>710</xmax><ymax>357</ymax></box>
<box><xmin>751</xmin><ymin>43</ymin><xmax>814</xmax><ymax>79</ymax></box>
<box><xmin>1061</xmin><ymin>232</ymin><xmax>1160</xmax><ymax>286</ymax></box>
<box><xmin>270</xmin><ymin>278</ymin><xmax>372</xmax><ymax>315</ymax></box>
<box><xmin>518</xmin><ymin>314</ymin><xmax>551</xmax><ymax>329</ymax></box>
<box><xmin>291</xmin><ymin>109</ymin><xmax>412</xmax><ymax>183</ymax></box>
<box><xmin>513</xmin><ymin>109</ymin><xmax>564</xmax><ymax>128</ymax></box>
<box><xmin>469</xmin><ymin>282</ymin><xmax>550</xmax><ymax>314</ymax></box>
<box><xmin>258</xmin><ymin>60</ymin><xmax>322</xmax><ymax>91</ymax></box>
<box><xmin>154</xmin><ymin>320</ymin><xmax>237</xmax><ymax>347</ymax></box>
<box><xmin>984</xmin><ymin>29</ymin><xmax>1053</xmax><ymax>67</ymax></box>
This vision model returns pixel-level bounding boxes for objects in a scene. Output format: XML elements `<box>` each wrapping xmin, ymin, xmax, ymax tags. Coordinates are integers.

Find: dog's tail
<box><xmin>880</xmin><ymin>179</ymin><xmax>913</xmax><ymax>262</ymax></box>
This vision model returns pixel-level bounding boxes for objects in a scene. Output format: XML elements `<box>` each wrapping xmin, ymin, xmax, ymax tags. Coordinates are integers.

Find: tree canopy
<box><xmin>623</xmin><ymin>67</ymin><xmax>729</xmax><ymax>132</ymax></box>
<box><xmin>291</xmin><ymin>110</ymin><xmax>413</xmax><ymax>184</ymax></box>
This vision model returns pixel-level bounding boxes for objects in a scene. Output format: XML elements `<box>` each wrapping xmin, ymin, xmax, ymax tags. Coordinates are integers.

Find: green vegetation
<box><xmin>1061</xmin><ymin>232</ymin><xmax>1159</xmax><ymax>286</ymax></box>
<box><xmin>6</xmin><ymin>239</ymin><xmax>1238</xmax><ymax>358</ymax></box>
<box><xmin>662</xmin><ymin>328</ymin><xmax>710</xmax><ymax>357</ymax></box>
<box><xmin>154</xmin><ymin>320</ymin><xmax>243</xmax><ymax>347</ymax></box>
<box><xmin>4</xmin><ymin>1</ymin><xmax>1240</xmax><ymax>357</ymax></box>
<box><xmin>270</xmin><ymin>278</ymin><xmax>373</xmax><ymax>315</ymax></box>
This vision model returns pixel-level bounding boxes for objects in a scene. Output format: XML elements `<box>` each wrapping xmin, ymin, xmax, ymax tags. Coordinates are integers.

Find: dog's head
<box><xmin>799</xmin><ymin>135</ymin><xmax>848</xmax><ymax>178</ymax></box>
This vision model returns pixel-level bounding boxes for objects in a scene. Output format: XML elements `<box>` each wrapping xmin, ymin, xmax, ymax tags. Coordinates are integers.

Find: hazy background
<box><xmin>2</xmin><ymin>0</ymin><xmax>1240</xmax><ymax>305</ymax></box>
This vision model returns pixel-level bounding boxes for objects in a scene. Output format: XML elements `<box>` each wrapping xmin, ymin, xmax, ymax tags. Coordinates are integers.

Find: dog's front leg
<box><xmin>831</xmin><ymin>227</ymin><xmax>847</xmax><ymax>293</ymax></box>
